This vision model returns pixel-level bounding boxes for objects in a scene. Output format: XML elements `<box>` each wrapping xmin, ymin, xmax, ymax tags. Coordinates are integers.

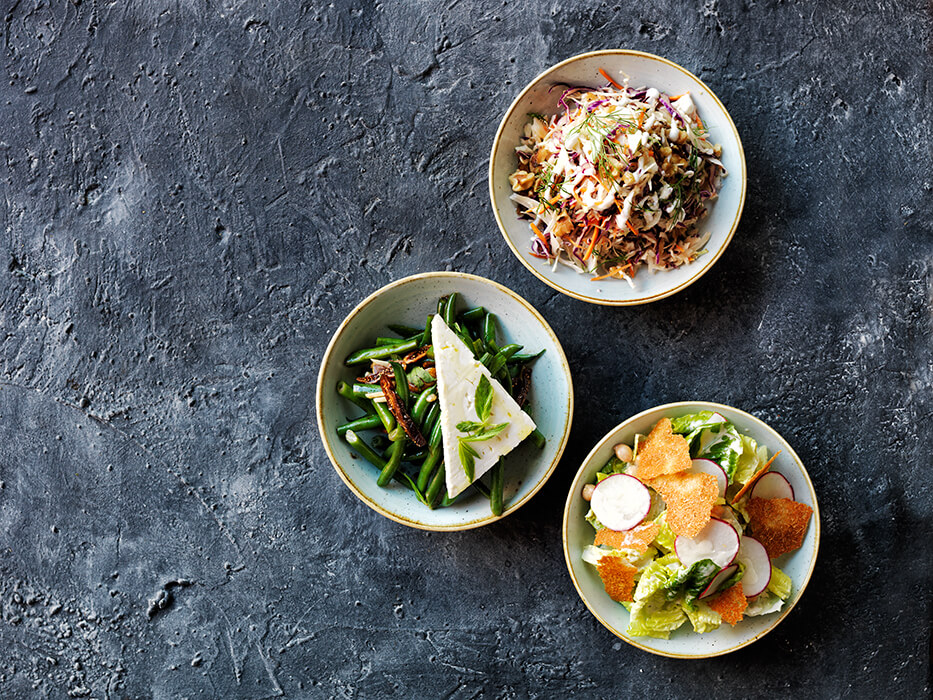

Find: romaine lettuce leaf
<box><xmin>585</xmin><ymin>508</ymin><xmax>604</xmax><ymax>531</ymax></box>
<box><xmin>627</xmin><ymin>596</ymin><xmax>688</xmax><ymax>638</ymax></box>
<box><xmin>599</xmin><ymin>456</ymin><xmax>626</xmax><ymax>475</ymax></box>
<box><xmin>632</xmin><ymin>554</ymin><xmax>681</xmax><ymax>601</ymax></box>
<box><xmin>768</xmin><ymin>564</ymin><xmax>793</xmax><ymax>599</ymax></box>
<box><xmin>652</xmin><ymin>513</ymin><xmax>677</xmax><ymax>554</ymax></box>
<box><xmin>733</xmin><ymin>434</ymin><xmax>769</xmax><ymax>485</ymax></box>
<box><xmin>685</xmin><ymin>601</ymin><xmax>722</xmax><ymax>633</ymax></box>
<box><xmin>663</xmin><ymin>559</ymin><xmax>721</xmax><ymax>611</ymax></box>
<box><xmin>581</xmin><ymin>544</ymin><xmax>609</xmax><ymax>566</ymax></box>
<box><xmin>745</xmin><ymin>592</ymin><xmax>784</xmax><ymax>617</ymax></box>
<box><xmin>695</xmin><ymin>423</ymin><xmax>743</xmax><ymax>481</ymax></box>
<box><xmin>670</xmin><ymin>411</ymin><xmax>728</xmax><ymax>446</ymax></box>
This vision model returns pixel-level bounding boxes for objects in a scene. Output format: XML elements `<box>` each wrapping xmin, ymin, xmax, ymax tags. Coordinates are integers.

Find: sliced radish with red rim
<box><xmin>699</xmin><ymin>564</ymin><xmax>738</xmax><ymax>599</ymax></box>
<box><xmin>674</xmin><ymin>517</ymin><xmax>740</xmax><ymax>569</ymax></box>
<box><xmin>735</xmin><ymin>536</ymin><xmax>771</xmax><ymax>597</ymax></box>
<box><xmin>589</xmin><ymin>474</ymin><xmax>651</xmax><ymax>531</ymax></box>
<box><xmin>751</xmin><ymin>471</ymin><xmax>795</xmax><ymax>501</ymax></box>
<box><xmin>689</xmin><ymin>458</ymin><xmax>727</xmax><ymax>498</ymax></box>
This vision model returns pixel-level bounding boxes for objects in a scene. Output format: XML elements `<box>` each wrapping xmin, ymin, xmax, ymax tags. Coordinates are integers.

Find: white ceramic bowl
<box><xmin>317</xmin><ymin>272</ymin><xmax>574</xmax><ymax>531</ymax></box>
<box><xmin>489</xmin><ymin>50</ymin><xmax>746</xmax><ymax>305</ymax></box>
<box><xmin>563</xmin><ymin>402</ymin><xmax>820</xmax><ymax>657</ymax></box>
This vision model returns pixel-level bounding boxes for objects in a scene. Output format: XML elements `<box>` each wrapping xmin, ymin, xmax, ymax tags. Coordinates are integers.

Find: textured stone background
<box><xmin>1</xmin><ymin>0</ymin><xmax>931</xmax><ymax>697</ymax></box>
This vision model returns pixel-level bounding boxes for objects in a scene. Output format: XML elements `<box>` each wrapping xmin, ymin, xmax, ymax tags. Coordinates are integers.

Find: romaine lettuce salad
<box><xmin>581</xmin><ymin>411</ymin><xmax>812</xmax><ymax>639</ymax></box>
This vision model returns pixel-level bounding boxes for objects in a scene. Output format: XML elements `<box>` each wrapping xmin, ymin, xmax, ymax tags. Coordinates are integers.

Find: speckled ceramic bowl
<box><xmin>317</xmin><ymin>272</ymin><xmax>573</xmax><ymax>531</ymax></box>
<box><xmin>563</xmin><ymin>402</ymin><xmax>819</xmax><ymax>657</ymax></box>
<box><xmin>489</xmin><ymin>50</ymin><xmax>746</xmax><ymax>305</ymax></box>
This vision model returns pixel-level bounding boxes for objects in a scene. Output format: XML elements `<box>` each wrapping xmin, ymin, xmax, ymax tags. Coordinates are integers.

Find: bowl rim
<box><xmin>561</xmin><ymin>401</ymin><xmax>821</xmax><ymax>658</ymax></box>
<box><xmin>488</xmin><ymin>49</ymin><xmax>748</xmax><ymax>306</ymax></box>
<box><xmin>316</xmin><ymin>271</ymin><xmax>575</xmax><ymax>531</ymax></box>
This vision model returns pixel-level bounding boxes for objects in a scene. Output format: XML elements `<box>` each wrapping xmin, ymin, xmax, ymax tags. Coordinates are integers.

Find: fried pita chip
<box><xmin>594</xmin><ymin>521</ymin><xmax>661</xmax><ymax>553</ymax></box>
<box><xmin>651</xmin><ymin>472</ymin><xmax>718</xmax><ymax>538</ymax></box>
<box><xmin>732</xmin><ymin>451</ymin><xmax>781</xmax><ymax>502</ymax></box>
<box><xmin>634</xmin><ymin>418</ymin><xmax>692</xmax><ymax>482</ymax></box>
<box><xmin>595</xmin><ymin>553</ymin><xmax>638</xmax><ymax>603</ymax></box>
<box><xmin>708</xmin><ymin>583</ymin><xmax>747</xmax><ymax>626</ymax></box>
<box><xmin>746</xmin><ymin>497</ymin><xmax>813</xmax><ymax>558</ymax></box>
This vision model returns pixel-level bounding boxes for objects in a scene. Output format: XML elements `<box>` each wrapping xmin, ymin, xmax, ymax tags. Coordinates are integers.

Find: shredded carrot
<box><xmin>669</xmin><ymin>92</ymin><xmax>688</xmax><ymax>101</ymax></box>
<box><xmin>583</xmin><ymin>231</ymin><xmax>599</xmax><ymax>261</ymax></box>
<box><xmin>529</xmin><ymin>221</ymin><xmax>549</xmax><ymax>248</ymax></box>
<box><xmin>590</xmin><ymin>272</ymin><xmax>613</xmax><ymax>282</ymax></box>
<box><xmin>599</xmin><ymin>68</ymin><xmax>624</xmax><ymax>91</ymax></box>
<box><xmin>529</xmin><ymin>252</ymin><xmax>549</xmax><ymax>259</ymax></box>
<box><xmin>548</xmin><ymin>195</ymin><xmax>561</xmax><ymax>205</ymax></box>
<box><xmin>626</xmin><ymin>220</ymin><xmax>640</xmax><ymax>236</ymax></box>
<box><xmin>636</xmin><ymin>110</ymin><xmax>644</xmax><ymax>129</ymax></box>
<box><xmin>695</xmin><ymin>113</ymin><xmax>705</xmax><ymax>131</ymax></box>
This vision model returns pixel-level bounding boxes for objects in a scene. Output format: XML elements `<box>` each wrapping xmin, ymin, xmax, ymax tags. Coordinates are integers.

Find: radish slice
<box><xmin>751</xmin><ymin>471</ymin><xmax>795</xmax><ymax>501</ymax></box>
<box><xmin>674</xmin><ymin>518</ymin><xmax>740</xmax><ymax>568</ymax></box>
<box><xmin>689</xmin><ymin>458</ymin><xmax>727</xmax><ymax>498</ymax></box>
<box><xmin>736</xmin><ymin>536</ymin><xmax>771</xmax><ymax>597</ymax></box>
<box><xmin>708</xmin><ymin>412</ymin><xmax>727</xmax><ymax>424</ymax></box>
<box><xmin>589</xmin><ymin>474</ymin><xmax>651</xmax><ymax>531</ymax></box>
<box><xmin>699</xmin><ymin>564</ymin><xmax>737</xmax><ymax>599</ymax></box>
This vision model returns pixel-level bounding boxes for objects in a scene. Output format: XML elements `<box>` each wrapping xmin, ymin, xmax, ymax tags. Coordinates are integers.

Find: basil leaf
<box><xmin>458</xmin><ymin>439</ymin><xmax>477</xmax><ymax>481</ymax></box>
<box><xmin>475</xmin><ymin>375</ymin><xmax>493</xmax><ymax>423</ymax></box>
<box><xmin>460</xmin><ymin>422</ymin><xmax>509</xmax><ymax>443</ymax></box>
<box><xmin>456</xmin><ymin>420</ymin><xmax>486</xmax><ymax>433</ymax></box>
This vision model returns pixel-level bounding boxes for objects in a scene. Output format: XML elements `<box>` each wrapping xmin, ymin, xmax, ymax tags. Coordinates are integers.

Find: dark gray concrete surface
<box><xmin>1</xmin><ymin>0</ymin><xmax>930</xmax><ymax>697</ymax></box>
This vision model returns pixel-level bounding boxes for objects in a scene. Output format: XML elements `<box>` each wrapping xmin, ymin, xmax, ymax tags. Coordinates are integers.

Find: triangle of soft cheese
<box><xmin>431</xmin><ymin>315</ymin><xmax>536</xmax><ymax>498</ymax></box>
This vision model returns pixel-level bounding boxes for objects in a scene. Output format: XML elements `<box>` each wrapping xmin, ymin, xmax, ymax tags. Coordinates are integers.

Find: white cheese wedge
<box><xmin>431</xmin><ymin>315</ymin><xmax>536</xmax><ymax>498</ymax></box>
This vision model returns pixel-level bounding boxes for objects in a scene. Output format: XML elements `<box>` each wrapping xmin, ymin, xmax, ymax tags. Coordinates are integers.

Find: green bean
<box><xmin>425</xmin><ymin>462</ymin><xmax>446</xmax><ymax>508</ymax></box>
<box><xmin>440</xmin><ymin>492</ymin><xmax>460</xmax><ymax>508</ymax></box>
<box><xmin>390</xmin><ymin>361</ymin><xmax>409</xmax><ymax>407</ymax></box>
<box><xmin>483</xmin><ymin>313</ymin><xmax>500</xmax><ymax>354</ymax></box>
<box><xmin>478</xmin><ymin>352</ymin><xmax>493</xmax><ymax>367</ymax></box>
<box><xmin>490</xmin><ymin>459</ymin><xmax>504</xmax><ymax>516</ymax></box>
<box><xmin>416</xmin><ymin>419</ymin><xmax>444</xmax><ymax>491</ymax></box>
<box><xmin>510</xmin><ymin>349</ymin><xmax>546</xmax><ymax>363</ymax></box>
<box><xmin>377</xmin><ymin>439</ymin><xmax>405</xmax><ymax>487</ymax></box>
<box><xmin>529</xmin><ymin>428</ymin><xmax>545</xmax><ymax>449</ymax></box>
<box><xmin>343</xmin><ymin>430</ymin><xmax>386</xmax><ymax>468</ymax></box>
<box><xmin>420</xmin><ymin>314</ymin><xmax>433</xmax><ymax>346</ymax></box>
<box><xmin>352</xmin><ymin>382</ymin><xmax>382</xmax><ymax>397</ymax></box>
<box><xmin>376</xmin><ymin>336</ymin><xmax>407</xmax><ymax>346</ymax></box>
<box><xmin>411</xmin><ymin>386</ymin><xmax>437</xmax><ymax>423</ymax></box>
<box><xmin>373</xmin><ymin>400</ymin><xmax>396</xmax><ymax>433</ymax></box>
<box><xmin>388</xmin><ymin>323</ymin><xmax>422</xmax><ymax>337</ymax></box>
<box><xmin>460</xmin><ymin>306</ymin><xmax>485</xmax><ymax>323</ymax></box>
<box><xmin>437</xmin><ymin>296</ymin><xmax>448</xmax><ymax>316</ymax></box>
<box><xmin>488</xmin><ymin>344</ymin><xmax>523</xmax><ymax>375</ymax></box>
<box><xmin>404</xmin><ymin>449</ymin><xmax>428</xmax><ymax>462</ymax></box>
<box><xmin>336</xmin><ymin>414</ymin><xmax>383</xmax><ymax>435</ymax></box>
<box><xmin>444</xmin><ymin>292</ymin><xmax>459</xmax><ymax>326</ymax></box>
<box><xmin>496</xmin><ymin>367</ymin><xmax>512</xmax><ymax>394</ymax></box>
<box><xmin>422</xmin><ymin>403</ymin><xmax>440</xmax><ymax>436</ymax></box>
<box><xmin>337</xmin><ymin>381</ymin><xmax>375</xmax><ymax>412</ymax></box>
<box><xmin>345</xmin><ymin>339</ymin><xmax>419</xmax><ymax>365</ymax></box>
